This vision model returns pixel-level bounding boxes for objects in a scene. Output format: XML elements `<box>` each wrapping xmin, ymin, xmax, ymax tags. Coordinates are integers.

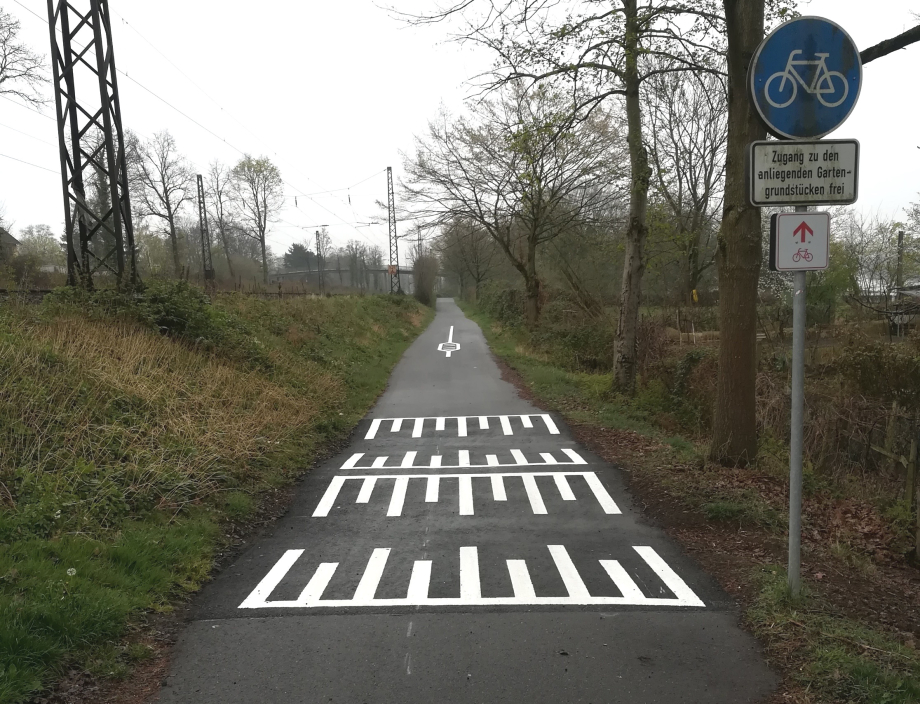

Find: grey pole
<box><xmin>787</xmin><ymin>205</ymin><xmax>808</xmax><ymax>597</ymax></box>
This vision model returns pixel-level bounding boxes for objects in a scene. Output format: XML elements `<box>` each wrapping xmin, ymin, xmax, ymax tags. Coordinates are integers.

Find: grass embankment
<box><xmin>459</xmin><ymin>299</ymin><xmax>920</xmax><ymax>704</ymax></box>
<box><xmin>0</xmin><ymin>285</ymin><xmax>432</xmax><ymax>703</ymax></box>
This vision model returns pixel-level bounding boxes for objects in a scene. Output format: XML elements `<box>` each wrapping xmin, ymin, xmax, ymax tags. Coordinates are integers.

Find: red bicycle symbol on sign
<box><xmin>792</xmin><ymin>248</ymin><xmax>813</xmax><ymax>263</ymax></box>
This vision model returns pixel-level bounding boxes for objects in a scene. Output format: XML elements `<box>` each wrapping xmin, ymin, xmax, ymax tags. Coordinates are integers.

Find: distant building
<box><xmin>0</xmin><ymin>228</ymin><xmax>20</xmax><ymax>260</ymax></box>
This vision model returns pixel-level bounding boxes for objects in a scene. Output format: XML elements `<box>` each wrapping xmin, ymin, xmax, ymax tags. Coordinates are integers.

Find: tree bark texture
<box><xmin>710</xmin><ymin>0</ymin><xmax>766</xmax><ymax>465</ymax></box>
<box><xmin>612</xmin><ymin>0</ymin><xmax>651</xmax><ymax>394</ymax></box>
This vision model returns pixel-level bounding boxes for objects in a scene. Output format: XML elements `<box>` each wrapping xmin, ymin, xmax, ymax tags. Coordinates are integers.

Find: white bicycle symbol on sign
<box><xmin>765</xmin><ymin>50</ymin><xmax>849</xmax><ymax>108</ymax></box>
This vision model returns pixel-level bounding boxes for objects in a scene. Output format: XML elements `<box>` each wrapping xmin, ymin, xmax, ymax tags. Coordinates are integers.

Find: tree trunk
<box><xmin>612</xmin><ymin>0</ymin><xmax>651</xmax><ymax>394</ymax></box>
<box><xmin>260</xmin><ymin>233</ymin><xmax>268</xmax><ymax>284</ymax></box>
<box><xmin>523</xmin><ymin>236</ymin><xmax>542</xmax><ymax>326</ymax></box>
<box><xmin>168</xmin><ymin>214</ymin><xmax>181</xmax><ymax>276</ymax></box>
<box><xmin>710</xmin><ymin>0</ymin><xmax>766</xmax><ymax>465</ymax></box>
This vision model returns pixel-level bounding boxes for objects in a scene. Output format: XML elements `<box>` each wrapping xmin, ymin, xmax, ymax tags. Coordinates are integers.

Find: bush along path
<box><xmin>0</xmin><ymin>284</ymin><xmax>433</xmax><ymax>704</ymax></box>
<box><xmin>459</xmin><ymin>299</ymin><xmax>920</xmax><ymax>704</ymax></box>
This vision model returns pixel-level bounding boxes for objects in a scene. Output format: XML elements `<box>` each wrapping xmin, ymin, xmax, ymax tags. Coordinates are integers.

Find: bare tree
<box><xmin>0</xmin><ymin>7</ymin><xmax>45</xmax><ymax>106</ymax></box>
<box><xmin>232</xmin><ymin>155</ymin><xmax>283</xmax><ymax>285</ymax></box>
<box><xmin>206</xmin><ymin>161</ymin><xmax>237</xmax><ymax>278</ymax></box>
<box><xmin>646</xmin><ymin>68</ymin><xmax>726</xmax><ymax>303</ymax></box>
<box><xmin>132</xmin><ymin>131</ymin><xmax>194</xmax><ymax>276</ymax></box>
<box><xmin>435</xmin><ymin>218</ymin><xmax>501</xmax><ymax>300</ymax></box>
<box><xmin>403</xmin><ymin>85</ymin><xmax>624</xmax><ymax>325</ymax></box>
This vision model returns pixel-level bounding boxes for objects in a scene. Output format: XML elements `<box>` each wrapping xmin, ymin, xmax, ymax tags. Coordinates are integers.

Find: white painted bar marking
<box><xmin>553</xmin><ymin>474</ymin><xmax>576</xmax><ymax>501</ymax></box>
<box><xmin>548</xmin><ymin>545</ymin><xmax>590</xmax><ymax>598</ymax></box>
<box><xmin>429</xmin><ymin>455</ymin><xmax>442</xmax><ymax>468</ymax></box>
<box><xmin>401</xmin><ymin>451</ymin><xmax>417</xmax><ymax>469</ymax></box>
<box><xmin>391</xmin><ymin>418</ymin><xmax>403</xmax><ymax>432</ymax></box>
<box><xmin>458</xmin><ymin>450</ymin><xmax>470</xmax><ymax>467</ymax></box>
<box><xmin>499</xmin><ymin>415</ymin><xmax>513</xmax><ymax>435</ymax></box>
<box><xmin>507</xmin><ymin>560</ymin><xmax>536</xmax><ymax>598</ymax></box>
<box><xmin>387</xmin><ymin>477</ymin><xmax>409</xmax><ymax>516</ymax></box>
<box><xmin>635</xmin><ymin>546</ymin><xmax>705</xmax><ymax>606</ymax></box>
<box><xmin>522</xmin><ymin>474</ymin><xmax>547</xmax><ymax>514</ymax></box>
<box><xmin>238</xmin><ymin>549</ymin><xmax>303</xmax><ymax>608</ymax></box>
<box><xmin>353</xmin><ymin>548</ymin><xmax>390</xmax><ymax>601</ymax></box>
<box><xmin>542</xmin><ymin>414</ymin><xmax>560</xmax><ymax>434</ymax></box>
<box><xmin>412</xmin><ymin>417</ymin><xmax>424</xmax><ymax>438</ymax></box>
<box><xmin>406</xmin><ymin>561</ymin><xmax>431</xmax><ymax>600</ymax></box>
<box><xmin>511</xmin><ymin>449</ymin><xmax>528</xmax><ymax>465</ymax></box>
<box><xmin>312</xmin><ymin>476</ymin><xmax>346</xmax><ymax>517</ymax></box>
<box><xmin>486</xmin><ymin>454</ymin><xmax>498</xmax><ymax>467</ymax></box>
<box><xmin>540</xmin><ymin>452</ymin><xmax>557</xmax><ymax>464</ymax></box>
<box><xmin>425</xmin><ymin>476</ymin><xmax>439</xmax><ymax>502</ymax></box>
<box><xmin>458</xmin><ymin>475</ymin><xmax>474</xmax><ymax>515</ymax></box>
<box><xmin>584</xmin><ymin>473</ymin><xmax>621</xmax><ymax>514</ymax></box>
<box><xmin>457</xmin><ymin>416</ymin><xmax>467</xmax><ymax>437</ymax></box>
<box><xmin>297</xmin><ymin>562</ymin><xmax>338</xmax><ymax>604</ymax></box>
<box><xmin>520</xmin><ymin>415</ymin><xmax>533</xmax><ymax>429</ymax></box>
<box><xmin>491</xmin><ymin>475</ymin><xmax>507</xmax><ymax>501</ymax></box>
<box><xmin>356</xmin><ymin>477</ymin><xmax>377</xmax><ymax>503</ymax></box>
<box><xmin>342</xmin><ymin>453</ymin><xmax>364</xmax><ymax>469</ymax></box>
<box><xmin>371</xmin><ymin>456</ymin><xmax>388</xmax><ymax>469</ymax></box>
<box><xmin>435</xmin><ymin>417</ymin><xmax>445</xmax><ymax>431</ymax></box>
<box><xmin>460</xmin><ymin>547</ymin><xmax>480</xmax><ymax>600</ymax></box>
<box><xmin>600</xmin><ymin>560</ymin><xmax>645</xmax><ymax>601</ymax></box>
<box><xmin>365</xmin><ymin>419</ymin><xmax>381</xmax><ymax>440</ymax></box>
<box><xmin>479</xmin><ymin>416</ymin><xmax>489</xmax><ymax>430</ymax></box>
<box><xmin>561</xmin><ymin>448</ymin><xmax>587</xmax><ymax>464</ymax></box>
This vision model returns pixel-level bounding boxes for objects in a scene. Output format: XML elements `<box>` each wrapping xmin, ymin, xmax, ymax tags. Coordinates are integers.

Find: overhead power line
<box><xmin>0</xmin><ymin>151</ymin><xmax>60</xmax><ymax>174</ymax></box>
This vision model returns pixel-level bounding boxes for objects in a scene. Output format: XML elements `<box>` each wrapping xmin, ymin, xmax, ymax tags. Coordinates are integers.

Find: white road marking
<box><xmin>363</xmin><ymin>413</ymin><xmax>562</xmax><ymax>438</ymax></box>
<box><xmin>401</xmin><ymin>451</ymin><xmax>417</xmax><ymax>469</ymax></box>
<box><xmin>583</xmin><ymin>473</ymin><xmax>621</xmax><ymax>515</ymax></box>
<box><xmin>425</xmin><ymin>476</ymin><xmax>439</xmax><ymax>502</ymax></box>
<box><xmin>521</xmin><ymin>474</ymin><xmax>547</xmax><ymax>515</ymax></box>
<box><xmin>342</xmin><ymin>448</ymin><xmax>586</xmax><ymax>470</ymax></box>
<box><xmin>460</xmin><ymin>546</ymin><xmax>480</xmax><ymax>600</ymax></box>
<box><xmin>356</xmin><ymin>477</ymin><xmax>377</xmax><ymax>503</ymax></box>
<box><xmin>490</xmin><ymin>474</ymin><xmax>507</xmax><ymax>501</ymax></box>
<box><xmin>506</xmin><ymin>560</ymin><xmax>536</xmax><ymax>598</ymax></box>
<box><xmin>353</xmin><ymin>548</ymin><xmax>390</xmax><ymax>601</ymax></box>
<box><xmin>238</xmin><ymin>549</ymin><xmax>303</xmax><ymax>608</ymax></box>
<box><xmin>312</xmin><ymin>476</ymin><xmax>346</xmax><ymax>517</ymax></box>
<box><xmin>548</xmin><ymin>545</ymin><xmax>591</xmax><ymax>598</ymax></box>
<box><xmin>239</xmin><ymin>546</ymin><xmax>704</xmax><ymax>609</ymax></box>
<box><xmin>448</xmin><ymin>326</ymin><xmax>454</xmax><ymax>343</ymax></box>
<box><xmin>407</xmin><ymin>561</ymin><xmax>431</xmax><ymax>600</ymax></box>
<box><xmin>634</xmin><ymin>546</ymin><xmax>705</xmax><ymax>607</ymax></box>
<box><xmin>388</xmin><ymin>477</ymin><xmax>409</xmax><ymax>516</ymax></box>
<box><xmin>458</xmin><ymin>475</ymin><xmax>474</xmax><ymax>515</ymax></box>
<box><xmin>553</xmin><ymin>474</ymin><xmax>576</xmax><ymax>501</ymax></box>
<box><xmin>314</xmin><ymin>472</ymin><xmax>621</xmax><ymax>517</ymax></box>
<box><xmin>599</xmin><ymin>560</ymin><xmax>645</xmax><ymax>600</ymax></box>
<box><xmin>542</xmin><ymin>414</ymin><xmax>560</xmax><ymax>434</ymax></box>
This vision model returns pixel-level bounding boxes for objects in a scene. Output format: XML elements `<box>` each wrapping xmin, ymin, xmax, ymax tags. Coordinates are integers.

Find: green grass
<box><xmin>749</xmin><ymin>568</ymin><xmax>920</xmax><ymax>704</ymax></box>
<box><xmin>0</xmin><ymin>285</ymin><xmax>433</xmax><ymax>703</ymax></box>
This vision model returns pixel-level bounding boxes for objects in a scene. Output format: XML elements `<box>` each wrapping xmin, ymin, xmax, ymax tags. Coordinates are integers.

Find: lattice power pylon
<box><xmin>47</xmin><ymin>0</ymin><xmax>137</xmax><ymax>289</ymax></box>
<box><xmin>387</xmin><ymin>166</ymin><xmax>401</xmax><ymax>294</ymax></box>
<box><xmin>196</xmin><ymin>174</ymin><xmax>215</xmax><ymax>283</ymax></box>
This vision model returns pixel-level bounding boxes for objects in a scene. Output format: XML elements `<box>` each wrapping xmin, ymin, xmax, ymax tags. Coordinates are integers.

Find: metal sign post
<box><xmin>748</xmin><ymin>15</ymin><xmax>863</xmax><ymax>596</ymax></box>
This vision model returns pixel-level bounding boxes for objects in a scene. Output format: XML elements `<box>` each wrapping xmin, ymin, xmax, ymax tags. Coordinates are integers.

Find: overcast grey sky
<box><xmin>0</xmin><ymin>0</ymin><xmax>917</xmax><ymax>261</ymax></box>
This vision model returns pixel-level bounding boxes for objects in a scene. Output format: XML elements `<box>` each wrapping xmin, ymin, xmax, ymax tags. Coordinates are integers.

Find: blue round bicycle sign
<box><xmin>750</xmin><ymin>16</ymin><xmax>862</xmax><ymax>140</ymax></box>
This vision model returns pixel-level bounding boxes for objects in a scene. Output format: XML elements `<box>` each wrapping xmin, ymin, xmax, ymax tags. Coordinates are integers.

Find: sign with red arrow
<box><xmin>770</xmin><ymin>212</ymin><xmax>830</xmax><ymax>272</ymax></box>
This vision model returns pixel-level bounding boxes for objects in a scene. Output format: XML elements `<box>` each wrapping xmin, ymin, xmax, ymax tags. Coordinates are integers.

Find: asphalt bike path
<box><xmin>156</xmin><ymin>298</ymin><xmax>777</xmax><ymax>703</ymax></box>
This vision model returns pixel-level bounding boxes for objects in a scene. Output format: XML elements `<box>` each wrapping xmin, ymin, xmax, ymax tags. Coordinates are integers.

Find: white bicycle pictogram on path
<box><xmin>765</xmin><ymin>50</ymin><xmax>849</xmax><ymax>109</ymax></box>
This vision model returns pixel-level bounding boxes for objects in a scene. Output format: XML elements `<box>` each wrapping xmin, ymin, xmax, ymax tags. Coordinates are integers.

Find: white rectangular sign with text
<box><xmin>750</xmin><ymin>140</ymin><xmax>859</xmax><ymax>207</ymax></box>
